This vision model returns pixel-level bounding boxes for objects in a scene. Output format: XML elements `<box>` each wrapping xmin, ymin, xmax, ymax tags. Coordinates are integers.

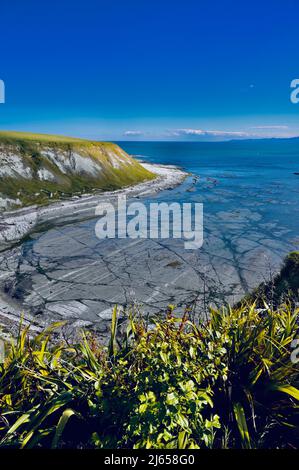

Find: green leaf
<box><xmin>176</xmin><ymin>413</ymin><xmax>189</xmax><ymax>429</ymax></box>
<box><xmin>178</xmin><ymin>430</ymin><xmax>189</xmax><ymax>449</ymax></box>
<box><xmin>233</xmin><ymin>403</ymin><xmax>251</xmax><ymax>449</ymax></box>
<box><xmin>272</xmin><ymin>384</ymin><xmax>299</xmax><ymax>401</ymax></box>
<box><xmin>52</xmin><ymin>409</ymin><xmax>76</xmax><ymax>448</ymax></box>
<box><xmin>6</xmin><ymin>413</ymin><xmax>31</xmax><ymax>435</ymax></box>
<box><xmin>108</xmin><ymin>306</ymin><xmax>118</xmax><ymax>357</ymax></box>
<box><xmin>166</xmin><ymin>392</ymin><xmax>178</xmax><ymax>406</ymax></box>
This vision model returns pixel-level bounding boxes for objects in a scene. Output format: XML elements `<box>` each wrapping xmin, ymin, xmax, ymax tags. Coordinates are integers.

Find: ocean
<box><xmin>119</xmin><ymin>140</ymin><xmax>299</xmax><ymax>238</ymax></box>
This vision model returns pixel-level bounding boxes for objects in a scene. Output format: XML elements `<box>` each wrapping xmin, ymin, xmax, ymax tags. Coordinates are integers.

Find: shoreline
<box><xmin>0</xmin><ymin>162</ymin><xmax>188</xmax><ymax>251</ymax></box>
<box><xmin>0</xmin><ymin>162</ymin><xmax>188</xmax><ymax>337</ymax></box>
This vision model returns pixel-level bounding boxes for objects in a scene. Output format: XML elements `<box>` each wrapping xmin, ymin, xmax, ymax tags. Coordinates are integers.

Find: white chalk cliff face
<box><xmin>0</xmin><ymin>144</ymin><xmax>141</xmax><ymax>181</ymax></box>
<box><xmin>0</xmin><ymin>151</ymin><xmax>33</xmax><ymax>179</ymax></box>
<box><xmin>38</xmin><ymin>148</ymin><xmax>104</xmax><ymax>178</ymax></box>
<box><xmin>0</xmin><ymin>136</ymin><xmax>154</xmax><ymax>209</ymax></box>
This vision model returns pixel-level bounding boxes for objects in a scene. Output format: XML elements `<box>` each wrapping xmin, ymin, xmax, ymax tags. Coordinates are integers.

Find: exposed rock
<box><xmin>0</xmin><ymin>131</ymin><xmax>155</xmax><ymax>208</ymax></box>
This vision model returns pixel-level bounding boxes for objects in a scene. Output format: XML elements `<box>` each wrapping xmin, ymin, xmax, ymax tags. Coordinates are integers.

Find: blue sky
<box><xmin>0</xmin><ymin>0</ymin><xmax>298</xmax><ymax>141</ymax></box>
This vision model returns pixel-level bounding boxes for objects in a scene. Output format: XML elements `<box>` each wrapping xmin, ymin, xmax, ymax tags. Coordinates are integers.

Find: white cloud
<box><xmin>123</xmin><ymin>130</ymin><xmax>144</xmax><ymax>136</ymax></box>
<box><xmin>122</xmin><ymin>126</ymin><xmax>297</xmax><ymax>141</ymax></box>
<box><xmin>250</xmin><ymin>125</ymin><xmax>289</xmax><ymax>130</ymax></box>
<box><xmin>171</xmin><ymin>128</ymin><xmax>250</xmax><ymax>138</ymax></box>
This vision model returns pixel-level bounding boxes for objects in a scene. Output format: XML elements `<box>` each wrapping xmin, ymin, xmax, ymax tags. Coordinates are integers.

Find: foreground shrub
<box><xmin>0</xmin><ymin>304</ymin><xmax>298</xmax><ymax>449</ymax></box>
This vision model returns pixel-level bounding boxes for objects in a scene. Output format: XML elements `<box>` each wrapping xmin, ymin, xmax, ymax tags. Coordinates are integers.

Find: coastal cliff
<box><xmin>0</xmin><ymin>131</ymin><xmax>155</xmax><ymax>209</ymax></box>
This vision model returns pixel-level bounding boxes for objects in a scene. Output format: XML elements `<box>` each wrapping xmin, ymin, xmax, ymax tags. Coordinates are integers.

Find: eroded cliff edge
<box><xmin>0</xmin><ymin>131</ymin><xmax>155</xmax><ymax>209</ymax></box>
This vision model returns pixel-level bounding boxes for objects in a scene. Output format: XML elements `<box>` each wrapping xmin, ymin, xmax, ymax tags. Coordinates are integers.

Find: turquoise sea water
<box><xmin>119</xmin><ymin>140</ymin><xmax>299</xmax><ymax>243</ymax></box>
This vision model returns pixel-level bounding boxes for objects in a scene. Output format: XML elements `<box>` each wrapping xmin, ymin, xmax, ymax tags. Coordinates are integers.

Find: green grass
<box><xmin>0</xmin><ymin>302</ymin><xmax>298</xmax><ymax>449</ymax></box>
<box><xmin>0</xmin><ymin>130</ymin><xmax>91</xmax><ymax>144</ymax></box>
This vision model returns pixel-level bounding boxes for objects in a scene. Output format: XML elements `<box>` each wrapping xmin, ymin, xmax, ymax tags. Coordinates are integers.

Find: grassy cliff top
<box><xmin>0</xmin><ymin>130</ymin><xmax>107</xmax><ymax>145</ymax></box>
